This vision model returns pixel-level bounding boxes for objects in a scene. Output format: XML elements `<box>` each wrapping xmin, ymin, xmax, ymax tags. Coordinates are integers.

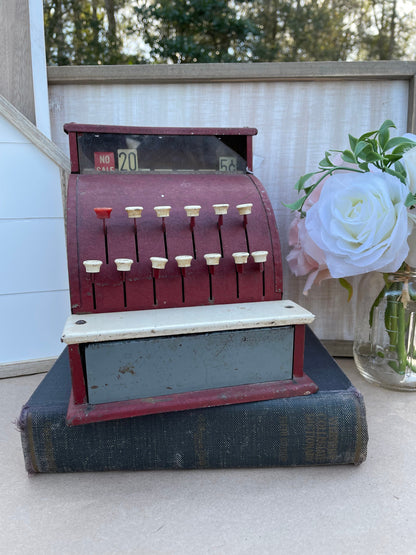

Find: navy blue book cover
<box><xmin>18</xmin><ymin>328</ymin><xmax>368</xmax><ymax>472</ymax></box>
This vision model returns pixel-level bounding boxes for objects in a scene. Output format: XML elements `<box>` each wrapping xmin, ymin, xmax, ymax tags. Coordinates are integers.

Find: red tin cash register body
<box><xmin>61</xmin><ymin>124</ymin><xmax>317</xmax><ymax>425</ymax></box>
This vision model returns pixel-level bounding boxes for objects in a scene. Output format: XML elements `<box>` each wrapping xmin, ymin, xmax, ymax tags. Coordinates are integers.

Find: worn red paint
<box><xmin>66</xmin><ymin>374</ymin><xmax>318</xmax><ymax>426</ymax></box>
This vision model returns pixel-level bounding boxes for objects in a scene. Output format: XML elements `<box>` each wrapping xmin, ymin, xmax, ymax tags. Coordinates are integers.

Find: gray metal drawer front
<box><xmin>85</xmin><ymin>326</ymin><xmax>294</xmax><ymax>405</ymax></box>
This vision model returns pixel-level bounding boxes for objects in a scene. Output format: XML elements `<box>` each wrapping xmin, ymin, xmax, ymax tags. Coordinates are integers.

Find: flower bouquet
<box><xmin>286</xmin><ymin>120</ymin><xmax>416</xmax><ymax>389</ymax></box>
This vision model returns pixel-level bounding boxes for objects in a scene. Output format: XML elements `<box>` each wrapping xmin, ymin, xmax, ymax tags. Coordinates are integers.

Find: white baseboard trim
<box><xmin>322</xmin><ymin>340</ymin><xmax>353</xmax><ymax>358</ymax></box>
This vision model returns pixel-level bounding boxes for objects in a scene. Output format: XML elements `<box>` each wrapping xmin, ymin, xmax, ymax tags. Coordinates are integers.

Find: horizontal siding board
<box><xmin>0</xmin><ymin>219</ymin><xmax>68</xmax><ymax>294</ymax></box>
<box><xmin>0</xmin><ymin>143</ymin><xmax>63</xmax><ymax>219</ymax></box>
<box><xmin>0</xmin><ymin>290</ymin><xmax>69</xmax><ymax>364</ymax></box>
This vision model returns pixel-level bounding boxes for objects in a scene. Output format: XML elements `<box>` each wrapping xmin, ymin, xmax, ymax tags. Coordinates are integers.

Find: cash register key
<box><xmin>154</xmin><ymin>206</ymin><xmax>171</xmax><ymax>218</ymax></box>
<box><xmin>154</xmin><ymin>208</ymin><xmax>171</xmax><ymax>258</ymax></box>
<box><xmin>175</xmin><ymin>255</ymin><xmax>193</xmax><ymax>278</ymax></box>
<box><xmin>232</xmin><ymin>252</ymin><xmax>249</xmax><ymax>264</ymax></box>
<box><xmin>150</xmin><ymin>257</ymin><xmax>168</xmax><ymax>269</ymax></box>
<box><xmin>83</xmin><ymin>260</ymin><xmax>103</xmax><ymax>274</ymax></box>
<box><xmin>184</xmin><ymin>205</ymin><xmax>201</xmax><ymax>234</ymax></box>
<box><xmin>184</xmin><ymin>205</ymin><xmax>201</xmax><ymax>217</ymax></box>
<box><xmin>114</xmin><ymin>258</ymin><xmax>133</xmax><ymax>307</ymax></box>
<box><xmin>212</xmin><ymin>203</ymin><xmax>229</xmax><ymax>215</ymax></box>
<box><xmin>232</xmin><ymin>252</ymin><xmax>249</xmax><ymax>273</ymax></box>
<box><xmin>150</xmin><ymin>256</ymin><xmax>168</xmax><ymax>280</ymax></box>
<box><xmin>251</xmin><ymin>251</ymin><xmax>268</xmax><ymax>296</ymax></box>
<box><xmin>125</xmin><ymin>206</ymin><xmax>143</xmax><ymax>218</ymax></box>
<box><xmin>204</xmin><ymin>253</ymin><xmax>221</xmax><ymax>265</ymax></box>
<box><xmin>94</xmin><ymin>208</ymin><xmax>112</xmax><ymax>263</ymax></box>
<box><xmin>94</xmin><ymin>207</ymin><xmax>113</xmax><ymax>219</ymax></box>
<box><xmin>83</xmin><ymin>260</ymin><xmax>102</xmax><ymax>310</ymax></box>
<box><xmin>114</xmin><ymin>258</ymin><xmax>134</xmax><ymax>272</ymax></box>
<box><xmin>175</xmin><ymin>255</ymin><xmax>193</xmax><ymax>268</ymax></box>
<box><xmin>236</xmin><ymin>203</ymin><xmax>253</xmax><ymax>216</ymax></box>
<box><xmin>204</xmin><ymin>253</ymin><xmax>221</xmax><ymax>275</ymax></box>
<box><xmin>251</xmin><ymin>250</ymin><xmax>268</xmax><ymax>264</ymax></box>
<box><xmin>212</xmin><ymin>203</ymin><xmax>229</xmax><ymax>228</ymax></box>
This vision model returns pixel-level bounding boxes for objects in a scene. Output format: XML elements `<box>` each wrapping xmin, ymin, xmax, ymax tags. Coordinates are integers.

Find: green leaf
<box><xmin>363</xmin><ymin>150</ymin><xmax>383</xmax><ymax>163</ymax></box>
<box><xmin>378</xmin><ymin>126</ymin><xmax>390</xmax><ymax>150</ymax></box>
<box><xmin>354</xmin><ymin>141</ymin><xmax>370</xmax><ymax>159</ymax></box>
<box><xmin>405</xmin><ymin>192</ymin><xmax>416</xmax><ymax>208</ymax></box>
<box><xmin>348</xmin><ymin>134</ymin><xmax>358</xmax><ymax>152</ymax></box>
<box><xmin>303</xmin><ymin>184</ymin><xmax>317</xmax><ymax>195</ymax></box>
<box><xmin>379</xmin><ymin>119</ymin><xmax>396</xmax><ymax>130</ymax></box>
<box><xmin>338</xmin><ymin>278</ymin><xmax>353</xmax><ymax>302</ymax></box>
<box><xmin>358</xmin><ymin>162</ymin><xmax>369</xmax><ymax>171</ymax></box>
<box><xmin>369</xmin><ymin>138</ymin><xmax>379</xmax><ymax>150</ymax></box>
<box><xmin>385</xmin><ymin>137</ymin><xmax>416</xmax><ymax>151</ymax></box>
<box><xmin>283</xmin><ymin>196</ymin><xmax>307</xmax><ymax>212</ymax></box>
<box><xmin>294</xmin><ymin>172</ymin><xmax>317</xmax><ymax>192</ymax></box>
<box><xmin>355</xmin><ymin>143</ymin><xmax>375</xmax><ymax>161</ymax></box>
<box><xmin>395</xmin><ymin>160</ymin><xmax>406</xmax><ymax>176</ymax></box>
<box><xmin>341</xmin><ymin>150</ymin><xmax>356</xmax><ymax>164</ymax></box>
<box><xmin>358</xmin><ymin>130</ymin><xmax>377</xmax><ymax>142</ymax></box>
<box><xmin>319</xmin><ymin>152</ymin><xmax>334</xmax><ymax>168</ymax></box>
<box><xmin>384</xmin><ymin>153</ymin><xmax>403</xmax><ymax>164</ymax></box>
<box><xmin>384</xmin><ymin>167</ymin><xmax>406</xmax><ymax>183</ymax></box>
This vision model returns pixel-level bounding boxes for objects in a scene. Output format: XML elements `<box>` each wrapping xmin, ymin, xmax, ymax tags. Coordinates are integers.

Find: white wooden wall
<box><xmin>48</xmin><ymin>76</ymin><xmax>410</xmax><ymax>343</ymax></box>
<box><xmin>0</xmin><ymin>110</ymin><xmax>69</xmax><ymax>367</ymax></box>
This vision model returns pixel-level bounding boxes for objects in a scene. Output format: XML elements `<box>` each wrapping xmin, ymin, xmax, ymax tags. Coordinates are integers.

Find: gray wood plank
<box><xmin>47</xmin><ymin>61</ymin><xmax>416</xmax><ymax>85</ymax></box>
<box><xmin>0</xmin><ymin>0</ymin><xmax>35</xmax><ymax>123</ymax></box>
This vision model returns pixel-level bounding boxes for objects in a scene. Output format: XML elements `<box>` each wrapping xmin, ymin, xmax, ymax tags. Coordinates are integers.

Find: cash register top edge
<box><xmin>61</xmin><ymin>300</ymin><xmax>314</xmax><ymax>345</ymax></box>
<box><xmin>64</xmin><ymin>123</ymin><xmax>258</xmax><ymax>136</ymax></box>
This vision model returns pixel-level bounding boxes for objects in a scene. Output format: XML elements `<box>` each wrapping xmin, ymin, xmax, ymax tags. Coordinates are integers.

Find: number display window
<box><xmin>77</xmin><ymin>133</ymin><xmax>247</xmax><ymax>174</ymax></box>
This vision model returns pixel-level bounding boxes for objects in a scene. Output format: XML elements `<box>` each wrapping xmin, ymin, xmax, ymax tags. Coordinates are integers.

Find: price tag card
<box><xmin>118</xmin><ymin>149</ymin><xmax>139</xmax><ymax>172</ymax></box>
<box><xmin>219</xmin><ymin>156</ymin><xmax>237</xmax><ymax>172</ymax></box>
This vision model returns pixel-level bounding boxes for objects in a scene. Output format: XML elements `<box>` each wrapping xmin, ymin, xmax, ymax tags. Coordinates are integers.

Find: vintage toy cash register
<box><xmin>61</xmin><ymin>124</ymin><xmax>317</xmax><ymax>425</ymax></box>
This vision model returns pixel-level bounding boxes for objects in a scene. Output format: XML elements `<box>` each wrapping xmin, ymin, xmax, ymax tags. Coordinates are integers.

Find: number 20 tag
<box><xmin>118</xmin><ymin>149</ymin><xmax>138</xmax><ymax>172</ymax></box>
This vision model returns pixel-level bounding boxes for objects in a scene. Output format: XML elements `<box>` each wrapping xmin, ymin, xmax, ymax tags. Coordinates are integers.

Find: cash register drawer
<box><xmin>84</xmin><ymin>326</ymin><xmax>294</xmax><ymax>404</ymax></box>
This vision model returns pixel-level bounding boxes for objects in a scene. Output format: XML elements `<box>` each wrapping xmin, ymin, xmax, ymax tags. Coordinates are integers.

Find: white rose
<box><xmin>401</xmin><ymin>145</ymin><xmax>416</xmax><ymax>194</ymax></box>
<box><xmin>305</xmin><ymin>172</ymin><xmax>411</xmax><ymax>278</ymax></box>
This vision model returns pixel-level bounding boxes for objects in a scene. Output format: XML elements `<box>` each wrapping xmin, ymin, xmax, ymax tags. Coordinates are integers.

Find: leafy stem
<box><xmin>285</xmin><ymin>165</ymin><xmax>365</xmax><ymax>216</ymax></box>
<box><xmin>287</xmin><ymin>120</ymin><xmax>416</xmax><ymax>217</ymax></box>
<box><xmin>370</xmin><ymin>266</ymin><xmax>412</xmax><ymax>376</ymax></box>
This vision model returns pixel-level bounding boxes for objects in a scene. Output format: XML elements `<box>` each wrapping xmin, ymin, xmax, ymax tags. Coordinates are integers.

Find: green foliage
<box><xmin>354</xmin><ymin>0</ymin><xmax>413</xmax><ymax>60</ymax></box>
<box><xmin>133</xmin><ymin>0</ymin><xmax>258</xmax><ymax>63</ymax></box>
<box><xmin>44</xmin><ymin>0</ymin><xmax>416</xmax><ymax>65</ymax></box>
<box><xmin>286</xmin><ymin>120</ymin><xmax>416</xmax><ymax>216</ymax></box>
<box><xmin>44</xmin><ymin>0</ymin><xmax>142</xmax><ymax>65</ymax></box>
<box><xmin>244</xmin><ymin>0</ymin><xmax>357</xmax><ymax>62</ymax></box>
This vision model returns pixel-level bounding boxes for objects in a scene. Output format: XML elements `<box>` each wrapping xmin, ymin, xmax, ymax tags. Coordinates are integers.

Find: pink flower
<box><xmin>286</xmin><ymin>180</ymin><xmax>331</xmax><ymax>293</ymax></box>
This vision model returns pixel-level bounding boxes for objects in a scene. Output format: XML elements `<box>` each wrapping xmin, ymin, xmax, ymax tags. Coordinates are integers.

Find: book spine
<box><xmin>18</xmin><ymin>406</ymin><xmax>40</xmax><ymax>474</ymax></box>
<box><xmin>19</xmin><ymin>387</ymin><xmax>367</xmax><ymax>473</ymax></box>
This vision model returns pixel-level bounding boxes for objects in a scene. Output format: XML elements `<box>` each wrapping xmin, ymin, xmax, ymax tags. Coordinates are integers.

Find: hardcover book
<box><xmin>18</xmin><ymin>328</ymin><xmax>368</xmax><ymax>473</ymax></box>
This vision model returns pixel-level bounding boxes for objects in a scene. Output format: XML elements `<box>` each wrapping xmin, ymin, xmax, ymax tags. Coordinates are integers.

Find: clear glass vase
<box><xmin>353</xmin><ymin>267</ymin><xmax>416</xmax><ymax>391</ymax></box>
